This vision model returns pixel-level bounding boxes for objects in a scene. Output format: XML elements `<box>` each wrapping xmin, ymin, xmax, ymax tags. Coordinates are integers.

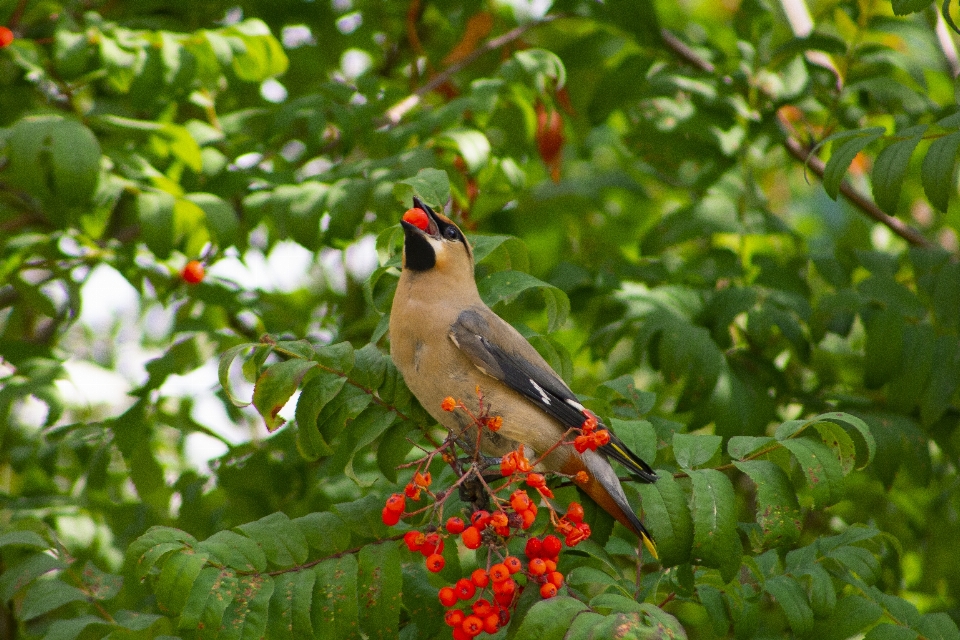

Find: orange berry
<box><xmin>490</xmin><ymin>511</ymin><xmax>509</xmax><ymax>528</ymax></box>
<box><xmin>402</xmin><ymin>207</ymin><xmax>430</xmax><ymax>231</ymax></box>
<box><xmin>489</xmin><ymin>563</ymin><xmax>510</xmax><ymax>583</ymax></box>
<box><xmin>483</xmin><ymin>612</ymin><xmax>500</xmax><ymax>634</ymax></box>
<box><xmin>404</xmin><ymin>483</ymin><xmax>421</xmax><ymax>499</ymax></box>
<box><xmin>547</xmin><ymin>571</ymin><xmax>564</xmax><ymax>588</ymax></box>
<box><xmin>461</xmin><ymin>526</ymin><xmax>482</xmax><ymax>549</ymax></box>
<box><xmin>510</xmin><ymin>490</ymin><xmax>531</xmax><ymax>513</ymax></box>
<box><xmin>453</xmin><ymin>628</ymin><xmax>471</xmax><ymax>640</ymax></box>
<box><xmin>181</xmin><ymin>260</ymin><xmax>205</xmax><ymax>284</ymax></box>
<box><xmin>461</xmin><ymin>615</ymin><xmax>484</xmax><ymax>637</ymax></box>
<box><xmin>484</xmin><ymin>415</ymin><xmax>503</xmax><ymax>431</ymax></box>
<box><xmin>445</xmin><ymin>609</ymin><xmax>466</xmax><ymax>627</ymax></box>
<box><xmin>525</xmin><ymin>537</ymin><xmax>543</xmax><ymax>559</ymax></box>
<box><xmin>471</xmin><ymin>568</ymin><xmax>490</xmax><ymax>588</ymax></box>
<box><xmin>492</xmin><ymin>577</ymin><xmax>516</xmax><ymax>597</ymax></box>
<box><xmin>566</xmin><ymin>502</ymin><xmax>585</xmax><ymax>524</ymax></box>
<box><xmin>503</xmin><ymin>556</ymin><xmax>522</xmax><ymax>574</ymax></box>
<box><xmin>594</xmin><ymin>429</ymin><xmax>611</xmax><ymax>446</ymax></box>
<box><xmin>472</xmin><ymin>598</ymin><xmax>492</xmax><ymax>616</ymax></box>
<box><xmin>425</xmin><ymin>553</ymin><xmax>445</xmax><ymax>572</ymax></box>
<box><xmin>439</xmin><ymin>586</ymin><xmax>458</xmax><ymax>607</ymax></box>
<box><xmin>500</xmin><ymin>453</ymin><xmax>517</xmax><ymax>476</ymax></box>
<box><xmin>403</xmin><ymin>530</ymin><xmax>424</xmax><ymax>551</ymax></box>
<box><xmin>446</xmin><ymin>517</ymin><xmax>465</xmax><ymax>534</ymax></box>
<box><xmin>381</xmin><ymin>507</ymin><xmax>400</xmax><ymax>526</ymax></box>
<box><xmin>525</xmin><ymin>473</ymin><xmax>546</xmax><ymax>488</ymax></box>
<box><xmin>521</xmin><ymin>508</ymin><xmax>537</xmax><ymax>529</ymax></box>
<box><xmin>441</xmin><ymin>396</ymin><xmax>457</xmax><ymax>411</ymax></box>
<box><xmin>540</xmin><ymin>582</ymin><xmax>558</xmax><ymax>599</ymax></box>
<box><xmin>455</xmin><ymin>577</ymin><xmax>476</xmax><ymax>601</ymax></box>
<box><xmin>573</xmin><ymin>434</ymin><xmax>590</xmax><ymax>453</ymax></box>
<box><xmin>471</xmin><ymin>510</ymin><xmax>491</xmax><ymax>529</ymax></box>
<box><xmin>528</xmin><ymin>558</ymin><xmax>547</xmax><ymax>575</ymax></box>
<box><xmin>544</xmin><ymin>559</ymin><xmax>557</xmax><ymax>572</ymax></box>
<box><xmin>414</xmin><ymin>471</ymin><xmax>432</xmax><ymax>487</ymax></box>
<box><xmin>385</xmin><ymin>493</ymin><xmax>406</xmax><ymax>513</ymax></box>
<box><xmin>0</xmin><ymin>26</ymin><xmax>14</xmax><ymax>48</ymax></box>
<box><xmin>574</xmin><ymin>471</ymin><xmax>589</xmax><ymax>484</ymax></box>
<box><xmin>420</xmin><ymin>533</ymin><xmax>442</xmax><ymax>557</ymax></box>
<box><xmin>581</xmin><ymin>413</ymin><xmax>598</xmax><ymax>432</ymax></box>
<box><xmin>516</xmin><ymin>454</ymin><xmax>532</xmax><ymax>473</ymax></box>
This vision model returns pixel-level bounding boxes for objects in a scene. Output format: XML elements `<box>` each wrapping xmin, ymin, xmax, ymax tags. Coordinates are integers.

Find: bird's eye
<box><xmin>443</xmin><ymin>226</ymin><xmax>459</xmax><ymax>241</ymax></box>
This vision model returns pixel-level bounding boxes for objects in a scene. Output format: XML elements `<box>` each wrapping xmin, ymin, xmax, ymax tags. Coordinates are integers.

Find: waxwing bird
<box><xmin>389</xmin><ymin>198</ymin><xmax>658</xmax><ymax>558</ymax></box>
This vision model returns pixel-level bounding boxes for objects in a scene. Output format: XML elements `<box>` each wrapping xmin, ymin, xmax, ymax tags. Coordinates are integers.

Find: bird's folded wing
<box><xmin>449</xmin><ymin>309</ymin><xmax>656</xmax><ymax>483</ymax></box>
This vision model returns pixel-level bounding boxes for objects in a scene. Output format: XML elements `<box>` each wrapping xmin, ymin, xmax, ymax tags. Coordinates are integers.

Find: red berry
<box><xmin>445</xmin><ymin>609</ymin><xmax>466</xmax><ymax>627</ymax></box>
<box><xmin>547</xmin><ymin>571</ymin><xmax>564</xmax><ymax>588</ymax></box>
<box><xmin>490</xmin><ymin>511</ymin><xmax>509</xmax><ymax>528</ymax></box>
<box><xmin>404</xmin><ymin>483</ymin><xmax>420</xmax><ymax>499</ymax></box>
<box><xmin>566</xmin><ymin>502</ymin><xmax>585</xmax><ymax>524</ymax></box>
<box><xmin>471</xmin><ymin>568</ymin><xmax>489</xmax><ymax>588</ymax></box>
<box><xmin>455</xmin><ymin>578</ymin><xmax>476</xmax><ymax>601</ymax></box>
<box><xmin>402</xmin><ymin>207</ymin><xmax>430</xmax><ymax>231</ymax></box>
<box><xmin>181</xmin><ymin>260</ymin><xmax>205</xmax><ymax>284</ymax></box>
<box><xmin>492</xmin><ymin>577</ymin><xmax>516</xmax><ymax>597</ymax></box>
<box><xmin>528</xmin><ymin>558</ymin><xmax>547</xmax><ymax>575</ymax></box>
<box><xmin>525</xmin><ymin>473</ymin><xmax>546</xmax><ymax>488</ymax></box>
<box><xmin>420</xmin><ymin>533</ymin><xmax>443</xmax><ymax>557</ymax></box>
<box><xmin>501</xmin><ymin>453</ymin><xmax>517</xmax><ymax>476</ymax></box>
<box><xmin>403</xmin><ymin>530</ymin><xmax>424</xmax><ymax>551</ymax></box>
<box><xmin>453</xmin><ymin>628</ymin><xmax>471</xmax><ymax>640</ymax></box>
<box><xmin>461</xmin><ymin>615</ymin><xmax>484</xmax><ymax>637</ymax></box>
<box><xmin>472</xmin><ymin>598</ymin><xmax>492</xmax><ymax>616</ymax></box>
<box><xmin>461</xmin><ymin>526</ymin><xmax>482</xmax><ymax>550</ymax></box>
<box><xmin>385</xmin><ymin>493</ymin><xmax>406</xmax><ymax>513</ymax></box>
<box><xmin>446</xmin><ymin>517</ymin><xmax>465</xmax><ymax>534</ymax></box>
<box><xmin>0</xmin><ymin>26</ymin><xmax>13</xmax><ymax>48</ymax></box>
<box><xmin>542</xmin><ymin>535</ymin><xmax>562</xmax><ymax>558</ymax></box>
<box><xmin>439</xmin><ymin>586</ymin><xmax>458</xmax><ymax>607</ymax></box>
<box><xmin>503</xmin><ymin>556</ymin><xmax>522</xmax><ymax>574</ymax></box>
<box><xmin>381</xmin><ymin>507</ymin><xmax>400</xmax><ymax>526</ymax></box>
<box><xmin>494</xmin><ymin>589</ymin><xmax>516</xmax><ymax>607</ymax></box>
<box><xmin>521</xmin><ymin>508</ymin><xmax>537</xmax><ymax>529</ymax></box>
<box><xmin>483</xmin><ymin>612</ymin><xmax>500</xmax><ymax>634</ymax></box>
<box><xmin>544</xmin><ymin>559</ymin><xmax>557</xmax><ymax>572</ymax></box>
<box><xmin>489</xmin><ymin>563</ymin><xmax>510</xmax><ymax>583</ymax></box>
<box><xmin>425</xmin><ymin>553</ymin><xmax>445</xmax><ymax>572</ymax></box>
<box><xmin>525</xmin><ymin>537</ymin><xmax>543</xmax><ymax>559</ymax></box>
<box><xmin>471</xmin><ymin>510</ymin><xmax>491</xmax><ymax>529</ymax></box>
<box><xmin>510</xmin><ymin>490</ymin><xmax>532</xmax><ymax>512</ymax></box>
<box><xmin>540</xmin><ymin>582</ymin><xmax>558</xmax><ymax>599</ymax></box>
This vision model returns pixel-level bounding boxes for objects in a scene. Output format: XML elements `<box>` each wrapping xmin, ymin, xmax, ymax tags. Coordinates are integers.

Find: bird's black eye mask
<box><xmin>401</xmin><ymin>198</ymin><xmax>470</xmax><ymax>271</ymax></box>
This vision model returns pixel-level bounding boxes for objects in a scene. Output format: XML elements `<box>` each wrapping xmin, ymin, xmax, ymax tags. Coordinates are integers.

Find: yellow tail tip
<box><xmin>642</xmin><ymin>534</ymin><xmax>659</xmax><ymax>561</ymax></box>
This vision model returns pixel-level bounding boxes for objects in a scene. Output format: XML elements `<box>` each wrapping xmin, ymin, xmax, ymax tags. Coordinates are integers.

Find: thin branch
<box><xmin>782</xmin><ymin>135</ymin><xmax>934</xmax><ymax>248</ymax></box>
<box><xmin>382</xmin><ymin>16</ymin><xmax>556</xmax><ymax>126</ymax></box>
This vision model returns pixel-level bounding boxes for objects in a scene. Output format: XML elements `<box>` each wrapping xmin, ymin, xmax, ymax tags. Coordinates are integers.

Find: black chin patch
<box><xmin>402</xmin><ymin>222</ymin><xmax>436</xmax><ymax>271</ymax></box>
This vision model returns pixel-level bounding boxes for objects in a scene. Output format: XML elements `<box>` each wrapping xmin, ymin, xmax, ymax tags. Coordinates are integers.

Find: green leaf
<box><xmin>812</xmin><ymin>420</ymin><xmax>858</xmax><ymax>475</ymax></box>
<box><xmin>218</xmin><ymin>574</ymin><xmax>274</xmax><ymax>640</ymax></box>
<box><xmin>344</xmin><ymin>405</ymin><xmax>398</xmax><ymax>485</ymax></box>
<box><xmin>636</xmin><ymin>473</ymin><xmax>693</xmax><ymax>566</ymax></box>
<box><xmin>920</xmin><ymin>336</ymin><xmax>960</xmax><ymax>426</ymax></box>
<box><xmin>128</xmin><ymin>526</ymin><xmax>197</xmax><ymax>579</ymax></box>
<box><xmin>186</xmin><ymin>192</ymin><xmax>239</xmax><ymax>247</ymax></box>
<box><xmin>511</xmin><ymin>596</ymin><xmax>589</xmax><ymax>639</ymax></box>
<box><xmin>0</xmin><ymin>553</ymin><xmax>65</xmax><ymax>600</ymax></box>
<box><xmin>892</xmin><ymin>0</ymin><xmax>933</xmax><ymax>14</ymax></box>
<box><xmin>826</xmin><ymin>545</ymin><xmax>880</xmax><ymax>584</ymax></box>
<box><xmin>864</xmin><ymin>625</ymin><xmax>920</xmax><ymax>640</ymax></box>
<box><xmin>268</xmin><ymin>569</ymin><xmax>316</xmax><ymax>640</ymax></box>
<box><xmin>253</xmin><ymin>359</ymin><xmax>318</xmax><ymax>432</ymax></box>
<box><xmin>292</xmin><ymin>512</ymin><xmax>351</xmax><ymax>557</ymax></box>
<box><xmin>196</xmin><ymin>530</ymin><xmax>267</xmax><ymax>573</ymax></box>
<box><xmin>728</xmin><ymin>436</ymin><xmax>775</xmax><ymax>460</ymax></box>
<box><xmin>179</xmin><ymin>568</ymin><xmax>237</xmax><ymax>633</ymax></box>
<box><xmin>864</xmin><ymin>309</ymin><xmax>904</xmax><ymax>389</ymax></box>
<box><xmin>333</xmin><ymin>494</ymin><xmax>389</xmax><ymax>539</ymax></box>
<box><xmin>0</xmin><ymin>530</ymin><xmax>49</xmax><ymax>550</ymax></box>
<box><xmin>218</xmin><ymin>343</ymin><xmax>260</xmax><ymax>407</ymax></box>
<box><xmin>315</xmin><ymin>341</ymin><xmax>356</xmax><ymax>373</ymax></box>
<box><xmin>916</xmin><ymin>613</ymin><xmax>960</xmax><ymax>640</ymax></box>
<box><xmin>610</xmin><ymin>419</ymin><xmax>657</xmax><ymax>466</ymax></box>
<box><xmin>813</xmin><ymin>594</ymin><xmax>883</xmax><ymax>640</ymax></box>
<box><xmin>49</xmin><ymin>119</ymin><xmax>102</xmax><ymax>204</ymax></box>
<box><xmin>811</xmin><ymin>412</ymin><xmax>876</xmax><ymax>469</ymax></box>
<box><xmin>312</xmin><ymin>556</ymin><xmax>360</xmax><ymax>640</ymax></box>
<box><xmin>377</xmin><ymin>424</ymin><xmax>418</xmax><ymax>483</ymax></box>
<box><xmin>872</xmin><ymin>125</ymin><xmax>927</xmax><ymax>214</ymax></box>
<box><xmin>673</xmin><ymin>433</ymin><xmax>722</xmax><ymax>470</ymax></box>
<box><xmin>397</xmin><ymin>168</ymin><xmax>451</xmax><ymax>210</ymax></box>
<box><xmin>358</xmin><ymin>543</ymin><xmax>402</xmax><ymax>639</ymax></box>
<box><xmin>765</xmin><ymin>575</ymin><xmax>814</xmax><ymax>636</ymax></box>
<box><xmin>921</xmin><ymin>131</ymin><xmax>960</xmax><ymax>211</ymax></box>
<box><xmin>886</xmin><ymin>323</ymin><xmax>935</xmax><ymax>414</ymax></box>
<box><xmin>690</xmin><ymin>469</ymin><xmax>741</xmax><ymax>581</ymax></box>
<box><xmin>440</xmin><ymin>129</ymin><xmax>491</xmax><ymax>172</ymax></box>
<box><xmin>235</xmin><ymin>512</ymin><xmax>309</xmax><ymax>568</ymax></box>
<box><xmin>228</xmin><ymin>20</ymin><xmax>289</xmax><ymax>81</ymax></box>
<box><xmin>698</xmin><ymin>585</ymin><xmax>730</xmax><ymax>635</ymax></box>
<box><xmin>18</xmin><ymin>578</ymin><xmax>87</xmax><ymax>621</ymax></box>
<box><xmin>597</xmin><ymin>375</ymin><xmax>657</xmax><ymax>415</ymax></box>
<box><xmin>822</xmin><ymin>128</ymin><xmax>885</xmax><ymax>199</ymax></box>
<box><xmin>781</xmin><ymin>437</ymin><xmax>845</xmax><ymax>506</ymax></box>
<box><xmin>735</xmin><ymin>460</ymin><xmax>802</xmax><ymax>547</ymax></box>
<box><xmin>154</xmin><ymin>551</ymin><xmax>209</xmax><ymax>614</ymax></box>
<box><xmin>137</xmin><ymin>191</ymin><xmax>177</xmax><ymax>259</ymax></box>
<box><xmin>294</xmin><ymin>372</ymin><xmax>347</xmax><ymax>459</ymax></box>
<box><xmin>478</xmin><ymin>270</ymin><xmax>570</xmax><ymax>332</ymax></box>
<box><xmin>933</xmin><ymin>262</ymin><xmax>960</xmax><ymax>333</ymax></box>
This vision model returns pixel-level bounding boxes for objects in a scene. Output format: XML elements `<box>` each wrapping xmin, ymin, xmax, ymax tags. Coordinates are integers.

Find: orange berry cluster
<box><xmin>573</xmin><ymin>411</ymin><xmax>611</xmax><ymax>453</ymax></box>
<box><xmin>381</xmin><ymin>471</ymin><xmax>432</xmax><ymax>526</ymax></box>
<box><xmin>436</xmin><ymin>533</ymin><xmax>569</xmax><ymax>639</ymax></box>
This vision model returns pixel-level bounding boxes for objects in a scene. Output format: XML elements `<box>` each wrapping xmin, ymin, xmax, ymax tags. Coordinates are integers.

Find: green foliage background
<box><xmin>1</xmin><ymin>0</ymin><xmax>960</xmax><ymax>637</ymax></box>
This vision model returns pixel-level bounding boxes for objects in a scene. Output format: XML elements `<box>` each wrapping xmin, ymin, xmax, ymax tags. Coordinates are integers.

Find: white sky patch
<box><xmin>344</xmin><ymin>234</ymin><xmax>378</xmax><ymax>281</ymax></box>
<box><xmin>56</xmin><ymin>359</ymin><xmax>136</xmax><ymax>417</ymax></box>
<box><xmin>282</xmin><ymin>24</ymin><xmax>315</xmax><ymax>48</ymax></box>
<box><xmin>341</xmin><ymin>49</ymin><xmax>372</xmax><ymax>80</ymax></box>
<box><xmin>497</xmin><ymin>0</ymin><xmax>552</xmax><ymax>20</ymax></box>
<box><xmin>78</xmin><ymin>264</ymin><xmax>139</xmax><ymax>330</ymax></box>
<box><xmin>260</xmin><ymin>78</ymin><xmax>288</xmax><ymax>103</ymax></box>
<box><xmin>336</xmin><ymin>11</ymin><xmax>362</xmax><ymax>34</ymax></box>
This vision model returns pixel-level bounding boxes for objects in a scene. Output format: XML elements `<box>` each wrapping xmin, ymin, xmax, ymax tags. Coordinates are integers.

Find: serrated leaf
<box><xmin>690</xmin><ymin>469</ymin><xmax>741</xmax><ymax>581</ymax></box>
<box><xmin>598</xmin><ymin>375</ymin><xmax>656</xmax><ymax>415</ymax></box>
<box><xmin>735</xmin><ymin>460</ymin><xmax>802</xmax><ymax>547</ymax></box>
<box><xmin>196</xmin><ymin>530</ymin><xmax>267</xmax><ymax>573</ymax></box>
<box><xmin>920</xmin><ymin>336</ymin><xmax>960</xmax><ymax>426</ymax></box>
<box><xmin>765</xmin><ymin>575</ymin><xmax>814</xmax><ymax>636</ymax></box>
<box><xmin>0</xmin><ymin>553</ymin><xmax>65</xmax><ymax>600</ymax></box>
<box><xmin>313</xmin><ymin>556</ymin><xmax>359</xmax><ymax>640</ymax></box>
<box><xmin>42</xmin><ymin>616</ymin><xmax>110</xmax><ymax>640</ymax></box>
<box><xmin>294</xmin><ymin>372</ymin><xmax>346</xmax><ymax>459</ymax></box>
<box><xmin>441</xmin><ymin>128</ymin><xmax>491</xmax><ymax>172</ymax></box>
<box><xmin>921</xmin><ymin>131</ymin><xmax>960</xmax><ymax>211</ymax></box>
<box><xmin>933</xmin><ymin>262</ymin><xmax>960</xmax><ymax>333</ymax></box>
<box><xmin>377</xmin><ymin>424</ymin><xmax>417</xmax><ymax>483</ymax></box>
<box><xmin>728</xmin><ymin>436</ymin><xmax>775</xmax><ymax>460</ymax></box>
<box><xmin>811</xmin><ymin>412</ymin><xmax>876</xmax><ymax>469</ymax></box>
<box><xmin>292</xmin><ymin>512</ymin><xmax>351</xmax><ymax>557</ymax></box>
<box><xmin>397</xmin><ymin>168</ymin><xmax>451</xmax><ymax>210</ymax></box>
<box><xmin>636</xmin><ymin>473</ymin><xmax>692</xmax><ymax>567</ymax></box>
<box><xmin>872</xmin><ymin>125</ymin><xmax>926</xmax><ymax>214</ymax></box>
<box><xmin>478</xmin><ymin>270</ymin><xmax>570</xmax><ymax>332</ymax></box>
<box><xmin>864</xmin><ymin>309</ymin><xmax>905</xmax><ymax>389</ymax></box>
<box><xmin>827</xmin><ymin>545</ymin><xmax>880</xmax><ymax>584</ymax></box>
<box><xmin>179</xmin><ymin>568</ymin><xmax>237</xmax><ymax>634</ymax></box>
<box><xmin>812</xmin><ymin>421</ymin><xmax>857</xmax><ymax>474</ymax></box>
<box><xmin>822</xmin><ymin>129</ymin><xmax>885</xmax><ymax>199</ymax></box>
<box><xmin>892</xmin><ymin>0</ymin><xmax>933</xmax><ymax>14</ymax></box>
<box><xmin>610</xmin><ymin>419</ymin><xmax>657</xmax><ymax>466</ymax></box>
<box><xmin>813</xmin><ymin>594</ymin><xmax>883</xmax><ymax>640</ymax></box>
<box><xmin>917</xmin><ymin>613</ymin><xmax>960</xmax><ymax>640</ymax></box>
<box><xmin>0</xmin><ymin>530</ymin><xmax>49</xmax><ymax>549</ymax></box>
<box><xmin>218</xmin><ymin>574</ymin><xmax>274</xmax><ymax>640</ymax></box>
<box><xmin>268</xmin><ymin>569</ymin><xmax>316</xmax><ymax>640</ymax></box>
<box><xmin>351</xmin><ymin>344</ymin><xmax>388</xmax><ymax>390</ymax></box>
<box><xmin>887</xmin><ymin>323</ymin><xmax>935</xmax><ymax>414</ymax></box>
<box><xmin>698</xmin><ymin>585</ymin><xmax>730</xmax><ymax>635</ymax></box>
<box><xmin>19</xmin><ymin>578</ymin><xmax>87</xmax><ymax>621</ymax></box>
<box><xmin>511</xmin><ymin>596</ymin><xmax>589</xmax><ymax>639</ymax></box>
<box><xmin>781</xmin><ymin>437</ymin><xmax>845</xmax><ymax>506</ymax></box>
<box><xmin>253</xmin><ymin>359</ymin><xmax>318</xmax><ymax>432</ymax></box>
<box><xmin>138</xmin><ymin>191</ymin><xmax>177</xmax><ymax>259</ymax></box>
<box><xmin>865</xmin><ymin>625</ymin><xmax>920</xmax><ymax>640</ymax></box>
<box><xmin>235</xmin><ymin>512</ymin><xmax>309</xmax><ymax>568</ymax></box>
<box><xmin>803</xmin><ymin>563</ymin><xmax>837</xmax><ymax>617</ymax></box>
<box><xmin>673</xmin><ymin>433</ymin><xmax>722</xmax><ymax>469</ymax></box>
<box><xmin>315</xmin><ymin>341</ymin><xmax>355</xmax><ymax>373</ymax></box>
<box><xmin>218</xmin><ymin>343</ymin><xmax>260</xmax><ymax>407</ymax></box>
<box><xmin>128</xmin><ymin>526</ymin><xmax>197</xmax><ymax>579</ymax></box>
<box><xmin>358</xmin><ymin>543</ymin><xmax>402</xmax><ymax>639</ymax></box>
<box><xmin>333</xmin><ymin>494</ymin><xmax>388</xmax><ymax>539</ymax></box>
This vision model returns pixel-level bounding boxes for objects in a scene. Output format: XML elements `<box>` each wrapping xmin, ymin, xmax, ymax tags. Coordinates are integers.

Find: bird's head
<box><xmin>400</xmin><ymin>197</ymin><xmax>473</xmax><ymax>277</ymax></box>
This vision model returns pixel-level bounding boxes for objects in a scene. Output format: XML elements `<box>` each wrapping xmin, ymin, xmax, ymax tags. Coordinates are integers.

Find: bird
<box><xmin>389</xmin><ymin>197</ymin><xmax>658</xmax><ymax>558</ymax></box>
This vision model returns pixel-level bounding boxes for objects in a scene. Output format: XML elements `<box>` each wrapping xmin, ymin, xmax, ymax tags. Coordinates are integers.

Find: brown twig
<box><xmin>382</xmin><ymin>16</ymin><xmax>556</xmax><ymax>126</ymax></box>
